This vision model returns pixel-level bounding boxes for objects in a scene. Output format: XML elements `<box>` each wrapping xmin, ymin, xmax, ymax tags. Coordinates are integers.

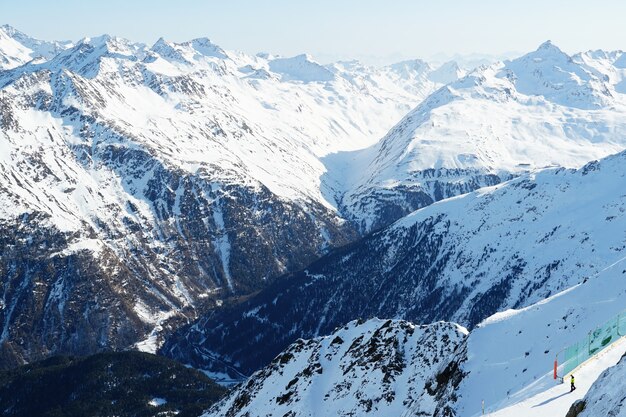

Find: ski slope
<box><xmin>488</xmin><ymin>336</ymin><xmax>626</xmax><ymax>417</ymax></box>
<box><xmin>451</xmin><ymin>256</ymin><xmax>626</xmax><ymax>417</ymax></box>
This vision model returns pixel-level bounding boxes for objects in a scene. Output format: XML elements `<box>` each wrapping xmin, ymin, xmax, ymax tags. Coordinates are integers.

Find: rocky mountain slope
<box><xmin>203</xmin><ymin>319</ymin><xmax>467</xmax><ymax>417</ymax></box>
<box><xmin>0</xmin><ymin>25</ymin><xmax>71</xmax><ymax>70</ymax></box>
<box><xmin>0</xmin><ymin>26</ymin><xmax>448</xmax><ymax>367</ymax></box>
<box><xmin>163</xmin><ymin>149</ymin><xmax>626</xmax><ymax>379</ymax></box>
<box><xmin>3</xmin><ymin>26</ymin><xmax>626</xmax><ymax>377</ymax></box>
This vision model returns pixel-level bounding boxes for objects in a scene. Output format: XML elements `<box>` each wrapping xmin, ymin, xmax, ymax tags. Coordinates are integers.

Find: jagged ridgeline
<box><xmin>2</xmin><ymin>22</ymin><xmax>626</xmax><ymax>374</ymax></box>
<box><xmin>0</xmin><ymin>24</ymin><xmax>444</xmax><ymax>366</ymax></box>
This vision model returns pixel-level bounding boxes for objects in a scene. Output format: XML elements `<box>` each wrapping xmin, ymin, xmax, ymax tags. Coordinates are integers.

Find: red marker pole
<box><xmin>554</xmin><ymin>359</ymin><xmax>558</xmax><ymax>380</ymax></box>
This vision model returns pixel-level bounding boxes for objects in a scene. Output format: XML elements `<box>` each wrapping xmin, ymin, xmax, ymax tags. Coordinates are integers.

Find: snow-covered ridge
<box><xmin>203</xmin><ymin>319</ymin><xmax>467</xmax><ymax>417</ymax></box>
<box><xmin>503</xmin><ymin>40</ymin><xmax>613</xmax><ymax>109</ymax></box>
<box><xmin>444</xmin><ymin>257</ymin><xmax>626</xmax><ymax>417</ymax></box>
<box><xmin>201</xmin><ymin>256</ymin><xmax>626</xmax><ymax>417</ymax></box>
<box><xmin>2</xmin><ymin>25</ymin><xmax>626</xmax><ymax>377</ymax></box>
<box><xmin>0</xmin><ymin>24</ymin><xmax>72</xmax><ymax>70</ymax></box>
<box><xmin>268</xmin><ymin>54</ymin><xmax>335</xmax><ymax>82</ymax></box>
<box><xmin>339</xmin><ymin>42</ymin><xmax>626</xmax><ymax>231</ymax></box>
<box><xmin>0</xmin><ymin>24</ymin><xmax>451</xmax><ymax>366</ymax></box>
<box><xmin>4</xmin><ymin>26</ymin><xmax>625</xmax><ymax>235</ymax></box>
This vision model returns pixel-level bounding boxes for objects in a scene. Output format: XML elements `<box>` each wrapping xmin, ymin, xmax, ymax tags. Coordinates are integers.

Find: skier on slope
<box><xmin>570</xmin><ymin>374</ymin><xmax>576</xmax><ymax>392</ymax></box>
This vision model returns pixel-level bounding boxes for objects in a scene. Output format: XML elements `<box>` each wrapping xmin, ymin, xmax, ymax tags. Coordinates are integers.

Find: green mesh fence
<box><xmin>557</xmin><ymin>310</ymin><xmax>626</xmax><ymax>377</ymax></box>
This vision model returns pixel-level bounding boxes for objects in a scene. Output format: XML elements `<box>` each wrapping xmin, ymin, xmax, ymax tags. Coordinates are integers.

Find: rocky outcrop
<box><xmin>202</xmin><ymin>319</ymin><xmax>467</xmax><ymax>417</ymax></box>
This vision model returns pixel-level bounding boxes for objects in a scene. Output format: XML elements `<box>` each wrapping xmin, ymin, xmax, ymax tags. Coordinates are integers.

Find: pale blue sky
<box><xmin>2</xmin><ymin>0</ymin><xmax>625</xmax><ymax>64</ymax></box>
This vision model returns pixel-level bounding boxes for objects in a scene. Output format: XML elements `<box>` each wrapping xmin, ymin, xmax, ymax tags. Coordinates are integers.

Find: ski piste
<box><xmin>487</xmin><ymin>337</ymin><xmax>626</xmax><ymax>417</ymax></box>
<box><xmin>452</xmin><ymin>254</ymin><xmax>626</xmax><ymax>417</ymax></box>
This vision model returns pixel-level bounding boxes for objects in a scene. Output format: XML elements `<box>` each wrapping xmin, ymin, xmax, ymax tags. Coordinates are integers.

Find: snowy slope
<box><xmin>0</xmin><ymin>25</ymin><xmax>71</xmax><ymax>69</ymax></box>
<box><xmin>486</xmin><ymin>338</ymin><xmax>626</xmax><ymax>417</ymax></box>
<box><xmin>0</xmin><ymin>28</ymin><xmax>444</xmax><ymax>366</ymax></box>
<box><xmin>202</xmin><ymin>264</ymin><xmax>626</xmax><ymax>417</ymax></box>
<box><xmin>200</xmin><ymin>257</ymin><xmax>626</xmax><ymax>417</ymax></box>
<box><xmin>3</xmin><ymin>27</ymin><xmax>626</xmax><ymax>376</ymax></box>
<box><xmin>203</xmin><ymin>319</ymin><xmax>467</xmax><ymax>417</ymax></box>
<box><xmin>163</xmin><ymin>149</ymin><xmax>626</xmax><ymax>378</ymax></box>
<box><xmin>434</xmin><ymin>257</ymin><xmax>626</xmax><ymax>417</ymax></box>
<box><xmin>428</xmin><ymin>60</ymin><xmax>467</xmax><ymax>84</ymax></box>
<box><xmin>340</xmin><ymin>42</ymin><xmax>626</xmax><ymax>232</ymax></box>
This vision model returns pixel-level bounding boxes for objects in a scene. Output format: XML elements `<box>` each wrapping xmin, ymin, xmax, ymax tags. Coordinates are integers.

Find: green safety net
<box><xmin>558</xmin><ymin>310</ymin><xmax>626</xmax><ymax>377</ymax></box>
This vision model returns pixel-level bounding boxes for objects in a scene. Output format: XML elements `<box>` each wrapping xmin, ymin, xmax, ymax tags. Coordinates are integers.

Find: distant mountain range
<box><xmin>0</xmin><ymin>24</ymin><xmax>454</xmax><ymax>367</ymax></box>
<box><xmin>1</xmin><ymin>23</ymin><xmax>625</xmax><ymax>401</ymax></box>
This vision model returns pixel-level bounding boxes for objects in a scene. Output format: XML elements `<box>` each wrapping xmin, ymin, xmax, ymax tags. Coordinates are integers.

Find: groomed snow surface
<box><xmin>456</xmin><ymin>258</ymin><xmax>626</xmax><ymax>417</ymax></box>
<box><xmin>487</xmin><ymin>337</ymin><xmax>626</xmax><ymax>417</ymax></box>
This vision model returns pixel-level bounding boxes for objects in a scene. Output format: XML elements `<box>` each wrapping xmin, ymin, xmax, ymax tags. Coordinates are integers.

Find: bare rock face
<box><xmin>1</xmin><ymin>33</ymin><xmax>377</xmax><ymax>366</ymax></box>
<box><xmin>0</xmin><ymin>163</ymin><xmax>356</xmax><ymax>367</ymax></box>
<box><xmin>0</xmin><ymin>213</ymin><xmax>147</xmax><ymax>367</ymax></box>
<box><xmin>566</xmin><ymin>400</ymin><xmax>586</xmax><ymax>417</ymax></box>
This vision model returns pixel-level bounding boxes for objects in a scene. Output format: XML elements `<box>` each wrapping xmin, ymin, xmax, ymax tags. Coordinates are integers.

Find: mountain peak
<box><xmin>0</xmin><ymin>24</ymin><xmax>28</xmax><ymax>40</ymax></box>
<box><xmin>79</xmin><ymin>34</ymin><xmax>112</xmax><ymax>47</ymax></box>
<box><xmin>188</xmin><ymin>37</ymin><xmax>216</xmax><ymax>46</ymax></box>
<box><xmin>0</xmin><ymin>24</ymin><xmax>18</xmax><ymax>35</ymax></box>
<box><xmin>74</xmin><ymin>34</ymin><xmax>140</xmax><ymax>57</ymax></box>
<box><xmin>0</xmin><ymin>24</ymin><xmax>72</xmax><ymax>69</ymax></box>
<box><xmin>151</xmin><ymin>37</ymin><xmax>172</xmax><ymax>52</ymax></box>
<box><xmin>528</xmin><ymin>40</ymin><xmax>572</xmax><ymax>61</ymax></box>
<box><xmin>150</xmin><ymin>37</ymin><xmax>228</xmax><ymax>64</ymax></box>
<box><xmin>389</xmin><ymin>58</ymin><xmax>431</xmax><ymax>73</ymax></box>
<box><xmin>500</xmin><ymin>39</ymin><xmax>612</xmax><ymax>109</ymax></box>
<box><xmin>428</xmin><ymin>60</ymin><xmax>466</xmax><ymax>84</ymax></box>
<box><xmin>187</xmin><ymin>37</ymin><xmax>228</xmax><ymax>59</ymax></box>
<box><xmin>538</xmin><ymin>39</ymin><xmax>558</xmax><ymax>50</ymax></box>
<box><xmin>268</xmin><ymin>54</ymin><xmax>334</xmax><ymax>82</ymax></box>
<box><xmin>41</xmin><ymin>34</ymin><xmax>140</xmax><ymax>78</ymax></box>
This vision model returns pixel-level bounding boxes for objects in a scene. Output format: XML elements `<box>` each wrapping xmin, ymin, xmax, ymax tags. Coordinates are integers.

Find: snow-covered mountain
<box><xmin>339</xmin><ymin>41</ymin><xmax>626</xmax><ymax>232</ymax></box>
<box><xmin>428</xmin><ymin>60</ymin><xmax>467</xmax><ymax>84</ymax></box>
<box><xmin>0</xmin><ymin>27</ymin><xmax>450</xmax><ymax>367</ymax></box>
<box><xmin>0</xmin><ymin>25</ymin><xmax>71</xmax><ymax>69</ymax></box>
<box><xmin>442</xmin><ymin>263</ymin><xmax>626</xmax><ymax>416</ymax></box>
<box><xmin>203</xmin><ymin>319</ymin><xmax>467</xmax><ymax>417</ymax></box>
<box><xmin>2</xmin><ymin>25</ymin><xmax>626</xmax><ymax>380</ymax></box>
<box><xmin>163</xmin><ymin>149</ymin><xmax>626</xmax><ymax>379</ymax></box>
<box><xmin>202</xmin><ymin>259</ymin><xmax>626</xmax><ymax>417</ymax></box>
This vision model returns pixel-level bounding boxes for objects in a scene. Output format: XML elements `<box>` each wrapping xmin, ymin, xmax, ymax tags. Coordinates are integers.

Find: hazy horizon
<box><xmin>2</xmin><ymin>0</ymin><xmax>625</xmax><ymax>65</ymax></box>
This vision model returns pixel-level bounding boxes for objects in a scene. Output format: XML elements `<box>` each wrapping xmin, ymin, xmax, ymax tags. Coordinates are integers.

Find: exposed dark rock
<box><xmin>565</xmin><ymin>400</ymin><xmax>586</xmax><ymax>417</ymax></box>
